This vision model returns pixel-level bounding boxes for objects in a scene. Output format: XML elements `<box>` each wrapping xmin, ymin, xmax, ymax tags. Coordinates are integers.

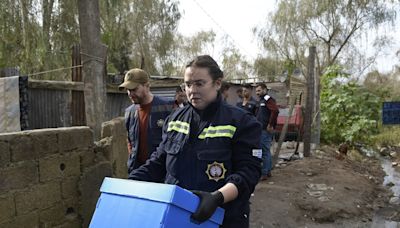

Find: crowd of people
<box><xmin>118</xmin><ymin>55</ymin><xmax>279</xmax><ymax>228</ymax></box>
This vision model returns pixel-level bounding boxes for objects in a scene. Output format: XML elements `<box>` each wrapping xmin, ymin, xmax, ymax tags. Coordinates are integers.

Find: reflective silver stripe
<box><xmin>198</xmin><ymin>125</ymin><xmax>236</xmax><ymax>139</ymax></box>
<box><xmin>167</xmin><ymin>121</ymin><xmax>190</xmax><ymax>134</ymax></box>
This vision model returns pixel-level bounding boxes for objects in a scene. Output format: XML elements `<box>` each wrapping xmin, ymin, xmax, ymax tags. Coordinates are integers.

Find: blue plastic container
<box><xmin>89</xmin><ymin>177</ymin><xmax>224</xmax><ymax>228</ymax></box>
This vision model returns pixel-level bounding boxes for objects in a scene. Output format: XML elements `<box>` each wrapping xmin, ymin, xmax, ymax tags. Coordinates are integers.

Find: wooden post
<box><xmin>312</xmin><ymin>69</ymin><xmax>321</xmax><ymax>145</ymax></box>
<box><xmin>303</xmin><ymin>46</ymin><xmax>316</xmax><ymax>157</ymax></box>
<box><xmin>71</xmin><ymin>44</ymin><xmax>86</xmax><ymax>126</ymax></box>
<box><xmin>77</xmin><ymin>0</ymin><xmax>107</xmax><ymax>140</ymax></box>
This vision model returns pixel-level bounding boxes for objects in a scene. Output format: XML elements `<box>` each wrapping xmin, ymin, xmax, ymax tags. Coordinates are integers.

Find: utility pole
<box><xmin>303</xmin><ymin>46</ymin><xmax>316</xmax><ymax>157</ymax></box>
<box><xmin>77</xmin><ymin>0</ymin><xmax>107</xmax><ymax>140</ymax></box>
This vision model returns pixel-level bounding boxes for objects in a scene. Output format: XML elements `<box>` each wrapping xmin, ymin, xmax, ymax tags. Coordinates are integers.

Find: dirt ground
<box><xmin>249</xmin><ymin>144</ymin><xmax>400</xmax><ymax>228</ymax></box>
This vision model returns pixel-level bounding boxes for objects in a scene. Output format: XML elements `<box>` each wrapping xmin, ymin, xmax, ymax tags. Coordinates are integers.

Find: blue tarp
<box><xmin>382</xmin><ymin>102</ymin><xmax>400</xmax><ymax>125</ymax></box>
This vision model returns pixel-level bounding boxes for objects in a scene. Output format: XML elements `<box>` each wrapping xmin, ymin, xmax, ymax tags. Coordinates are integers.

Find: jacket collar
<box><xmin>190</xmin><ymin>93</ymin><xmax>222</xmax><ymax>120</ymax></box>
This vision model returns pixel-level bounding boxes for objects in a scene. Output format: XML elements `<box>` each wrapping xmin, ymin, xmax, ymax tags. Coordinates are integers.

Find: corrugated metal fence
<box><xmin>28</xmin><ymin>88</ymin><xmax>71</xmax><ymax>129</ymax></box>
<box><xmin>27</xmin><ymin>81</ymin><xmax>132</xmax><ymax>129</ymax></box>
<box><xmin>27</xmin><ymin>80</ymin><xmax>177</xmax><ymax>130</ymax></box>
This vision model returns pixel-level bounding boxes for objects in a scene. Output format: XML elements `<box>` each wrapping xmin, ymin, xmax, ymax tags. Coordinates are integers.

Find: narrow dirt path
<box><xmin>249</xmin><ymin>145</ymin><xmax>398</xmax><ymax>228</ymax></box>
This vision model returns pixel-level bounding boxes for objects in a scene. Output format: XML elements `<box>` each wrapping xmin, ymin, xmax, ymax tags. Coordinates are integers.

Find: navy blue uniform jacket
<box><xmin>129</xmin><ymin>95</ymin><xmax>262</xmax><ymax>227</ymax></box>
<box><xmin>125</xmin><ymin>96</ymin><xmax>174</xmax><ymax>173</ymax></box>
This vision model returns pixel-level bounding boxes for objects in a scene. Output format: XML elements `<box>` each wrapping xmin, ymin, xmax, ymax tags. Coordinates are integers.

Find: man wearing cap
<box><xmin>255</xmin><ymin>83</ymin><xmax>279</xmax><ymax>180</ymax></box>
<box><xmin>119</xmin><ymin>68</ymin><xmax>174</xmax><ymax>173</ymax></box>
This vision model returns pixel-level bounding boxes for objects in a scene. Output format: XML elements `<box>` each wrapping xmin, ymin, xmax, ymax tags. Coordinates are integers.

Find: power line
<box><xmin>10</xmin><ymin>65</ymin><xmax>83</xmax><ymax>77</ymax></box>
<box><xmin>191</xmin><ymin>0</ymin><xmax>256</xmax><ymax>60</ymax></box>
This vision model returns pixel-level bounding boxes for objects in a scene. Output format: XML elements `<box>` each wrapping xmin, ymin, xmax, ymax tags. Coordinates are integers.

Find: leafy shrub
<box><xmin>320</xmin><ymin>65</ymin><xmax>382</xmax><ymax>144</ymax></box>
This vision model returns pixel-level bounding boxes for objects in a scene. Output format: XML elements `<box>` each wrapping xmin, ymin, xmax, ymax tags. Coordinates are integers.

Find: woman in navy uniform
<box><xmin>129</xmin><ymin>55</ymin><xmax>262</xmax><ymax>228</ymax></box>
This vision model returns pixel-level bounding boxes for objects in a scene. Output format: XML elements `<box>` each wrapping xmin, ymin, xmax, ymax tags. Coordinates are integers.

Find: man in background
<box><xmin>236</xmin><ymin>84</ymin><xmax>256</xmax><ymax>115</ymax></box>
<box><xmin>119</xmin><ymin>68</ymin><xmax>174</xmax><ymax>173</ymax></box>
<box><xmin>174</xmin><ymin>86</ymin><xmax>187</xmax><ymax>109</ymax></box>
<box><xmin>236</xmin><ymin>87</ymin><xmax>243</xmax><ymax>103</ymax></box>
<box><xmin>220</xmin><ymin>81</ymin><xmax>231</xmax><ymax>102</ymax></box>
<box><xmin>255</xmin><ymin>83</ymin><xmax>279</xmax><ymax>180</ymax></box>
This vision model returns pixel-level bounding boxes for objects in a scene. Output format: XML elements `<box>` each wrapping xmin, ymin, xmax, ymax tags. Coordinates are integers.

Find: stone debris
<box><xmin>318</xmin><ymin>196</ymin><xmax>330</xmax><ymax>202</ymax></box>
<box><xmin>306</xmin><ymin>190</ymin><xmax>324</xmax><ymax>197</ymax></box>
<box><xmin>390</xmin><ymin>151</ymin><xmax>398</xmax><ymax>158</ymax></box>
<box><xmin>307</xmin><ymin>183</ymin><xmax>334</xmax><ymax>191</ymax></box>
<box><xmin>379</xmin><ymin>147</ymin><xmax>390</xmax><ymax>156</ymax></box>
<box><xmin>389</xmin><ymin>196</ymin><xmax>400</xmax><ymax>205</ymax></box>
<box><xmin>306</xmin><ymin>183</ymin><xmax>334</xmax><ymax>202</ymax></box>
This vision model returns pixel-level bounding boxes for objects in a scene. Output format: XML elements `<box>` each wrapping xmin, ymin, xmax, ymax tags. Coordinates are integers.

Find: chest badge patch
<box><xmin>206</xmin><ymin>161</ymin><xmax>227</xmax><ymax>182</ymax></box>
<box><xmin>157</xmin><ymin>119</ymin><xmax>164</xmax><ymax>127</ymax></box>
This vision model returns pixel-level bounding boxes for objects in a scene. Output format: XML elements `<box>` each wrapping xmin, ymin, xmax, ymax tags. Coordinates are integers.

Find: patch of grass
<box><xmin>371</xmin><ymin>126</ymin><xmax>400</xmax><ymax>147</ymax></box>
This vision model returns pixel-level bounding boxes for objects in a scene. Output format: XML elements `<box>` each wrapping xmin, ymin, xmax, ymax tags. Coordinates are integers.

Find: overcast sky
<box><xmin>177</xmin><ymin>0</ymin><xmax>274</xmax><ymax>61</ymax></box>
<box><xmin>177</xmin><ymin>0</ymin><xmax>399</xmax><ymax>74</ymax></box>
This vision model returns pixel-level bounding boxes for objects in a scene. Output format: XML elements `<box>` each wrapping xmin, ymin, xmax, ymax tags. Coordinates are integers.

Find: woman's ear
<box><xmin>215</xmin><ymin>78</ymin><xmax>222</xmax><ymax>90</ymax></box>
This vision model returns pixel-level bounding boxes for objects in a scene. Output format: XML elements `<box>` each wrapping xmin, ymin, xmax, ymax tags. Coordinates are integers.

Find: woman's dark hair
<box><xmin>220</xmin><ymin>81</ymin><xmax>231</xmax><ymax>92</ymax></box>
<box><xmin>185</xmin><ymin>55</ymin><xmax>224</xmax><ymax>81</ymax></box>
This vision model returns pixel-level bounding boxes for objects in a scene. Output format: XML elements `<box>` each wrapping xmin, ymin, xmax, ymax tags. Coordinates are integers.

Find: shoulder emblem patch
<box><xmin>252</xmin><ymin>149</ymin><xmax>262</xmax><ymax>158</ymax></box>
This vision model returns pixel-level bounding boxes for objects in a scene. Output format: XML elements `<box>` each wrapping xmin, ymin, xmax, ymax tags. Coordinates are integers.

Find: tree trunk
<box><xmin>42</xmin><ymin>0</ymin><xmax>55</xmax><ymax>51</ymax></box>
<box><xmin>77</xmin><ymin>0</ymin><xmax>107</xmax><ymax>141</ymax></box>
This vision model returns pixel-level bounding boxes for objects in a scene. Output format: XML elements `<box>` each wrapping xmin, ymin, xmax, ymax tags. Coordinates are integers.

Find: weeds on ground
<box><xmin>371</xmin><ymin>126</ymin><xmax>400</xmax><ymax>147</ymax></box>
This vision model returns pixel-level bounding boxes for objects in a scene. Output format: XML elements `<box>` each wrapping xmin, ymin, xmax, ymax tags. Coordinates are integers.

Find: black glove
<box><xmin>190</xmin><ymin>190</ymin><xmax>224</xmax><ymax>224</ymax></box>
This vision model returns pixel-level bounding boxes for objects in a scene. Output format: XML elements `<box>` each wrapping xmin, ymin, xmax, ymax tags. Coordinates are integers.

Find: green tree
<box><xmin>320</xmin><ymin>65</ymin><xmax>382</xmax><ymax>144</ymax></box>
<box><xmin>0</xmin><ymin>0</ymin><xmax>79</xmax><ymax>80</ymax></box>
<box><xmin>253</xmin><ymin>57</ymin><xmax>296</xmax><ymax>82</ymax></box>
<box><xmin>255</xmin><ymin>0</ymin><xmax>397</xmax><ymax>75</ymax></box>
<box><xmin>0</xmin><ymin>0</ymin><xmax>182</xmax><ymax>78</ymax></box>
<box><xmin>125</xmin><ymin>0</ymin><xmax>181</xmax><ymax>75</ymax></box>
<box><xmin>363</xmin><ymin>68</ymin><xmax>400</xmax><ymax>101</ymax></box>
<box><xmin>221</xmin><ymin>47</ymin><xmax>252</xmax><ymax>81</ymax></box>
<box><xmin>100</xmin><ymin>0</ymin><xmax>132</xmax><ymax>73</ymax></box>
<box><xmin>45</xmin><ymin>0</ymin><xmax>80</xmax><ymax>79</ymax></box>
<box><xmin>219</xmin><ymin>37</ymin><xmax>252</xmax><ymax>81</ymax></box>
<box><xmin>0</xmin><ymin>0</ymin><xmax>43</xmax><ymax>74</ymax></box>
<box><xmin>167</xmin><ymin>30</ymin><xmax>216</xmax><ymax>76</ymax></box>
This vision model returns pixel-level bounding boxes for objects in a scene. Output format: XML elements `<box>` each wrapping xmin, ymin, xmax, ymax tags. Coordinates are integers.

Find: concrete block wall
<box><xmin>98</xmin><ymin>117</ymin><xmax>129</xmax><ymax>178</ymax></box>
<box><xmin>0</xmin><ymin>127</ymin><xmax>112</xmax><ymax>228</ymax></box>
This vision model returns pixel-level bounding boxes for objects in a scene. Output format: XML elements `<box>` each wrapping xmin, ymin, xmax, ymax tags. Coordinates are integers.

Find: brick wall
<box><xmin>0</xmin><ymin>127</ymin><xmax>113</xmax><ymax>228</ymax></box>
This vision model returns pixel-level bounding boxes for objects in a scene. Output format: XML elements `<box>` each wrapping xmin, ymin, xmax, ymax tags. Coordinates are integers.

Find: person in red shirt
<box><xmin>255</xmin><ymin>83</ymin><xmax>279</xmax><ymax>180</ymax></box>
<box><xmin>119</xmin><ymin>68</ymin><xmax>174</xmax><ymax>173</ymax></box>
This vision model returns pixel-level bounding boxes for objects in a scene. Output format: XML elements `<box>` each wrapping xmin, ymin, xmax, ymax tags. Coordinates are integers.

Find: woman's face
<box><xmin>183</xmin><ymin>66</ymin><xmax>221</xmax><ymax>110</ymax></box>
